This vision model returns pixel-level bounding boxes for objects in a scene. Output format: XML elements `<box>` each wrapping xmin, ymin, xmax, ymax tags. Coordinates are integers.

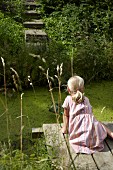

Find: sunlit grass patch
<box><xmin>85</xmin><ymin>81</ymin><xmax>113</xmax><ymax>122</ymax></box>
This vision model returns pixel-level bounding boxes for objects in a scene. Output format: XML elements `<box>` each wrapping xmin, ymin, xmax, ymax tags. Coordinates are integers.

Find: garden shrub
<box><xmin>40</xmin><ymin>0</ymin><xmax>76</xmax><ymax>14</ymax></box>
<box><xmin>73</xmin><ymin>36</ymin><xmax>108</xmax><ymax>82</ymax></box>
<box><xmin>104</xmin><ymin>41</ymin><xmax>113</xmax><ymax>80</ymax></box>
<box><xmin>42</xmin><ymin>3</ymin><xmax>113</xmax><ymax>82</ymax></box>
<box><xmin>0</xmin><ymin>11</ymin><xmax>31</xmax><ymax>88</ymax></box>
<box><xmin>0</xmin><ymin>0</ymin><xmax>24</xmax><ymax>22</ymax></box>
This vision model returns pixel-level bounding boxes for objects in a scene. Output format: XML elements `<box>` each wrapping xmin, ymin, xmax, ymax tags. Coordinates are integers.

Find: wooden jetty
<box><xmin>32</xmin><ymin>122</ymin><xmax>113</xmax><ymax>170</ymax></box>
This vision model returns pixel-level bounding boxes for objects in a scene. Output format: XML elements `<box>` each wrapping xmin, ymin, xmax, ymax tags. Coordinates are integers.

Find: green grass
<box><xmin>0</xmin><ymin>81</ymin><xmax>113</xmax><ymax>141</ymax></box>
<box><xmin>85</xmin><ymin>81</ymin><xmax>113</xmax><ymax>122</ymax></box>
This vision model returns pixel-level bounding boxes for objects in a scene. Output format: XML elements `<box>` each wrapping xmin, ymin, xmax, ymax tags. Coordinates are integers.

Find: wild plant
<box><xmin>20</xmin><ymin>93</ymin><xmax>24</xmax><ymax>157</ymax></box>
<box><xmin>46</xmin><ymin>68</ymin><xmax>59</xmax><ymax>123</ymax></box>
<box><xmin>28</xmin><ymin>75</ymin><xmax>36</xmax><ymax>98</ymax></box>
<box><xmin>1</xmin><ymin>57</ymin><xmax>11</xmax><ymax>154</ymax></box>
<box><xmin>10</xmin><ymin>67</ymin><xmax>22</xmax><ymax>92</ymax></box>
<box><xmin>39</xmin><ymin>62</ymin><xmax>63</xmax><ymax>125</ymax></box>
<box><xmin>54</xmin><ymin>63</ymin><xmax>63</xmax><ymax>117</ymax></box>
<box><xmin>10</xmin><ymin>67</ymin><xmax>24</xmax><ymax>158</ymax></box>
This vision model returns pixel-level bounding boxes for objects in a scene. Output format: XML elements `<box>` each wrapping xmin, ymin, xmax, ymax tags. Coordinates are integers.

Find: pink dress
<box><xmin>62</xmin><ymin>95</ymin><xmax>107</xmax><ymax>154</ymax></box>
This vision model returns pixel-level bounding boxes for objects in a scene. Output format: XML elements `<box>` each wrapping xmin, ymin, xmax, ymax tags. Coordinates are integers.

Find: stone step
<box><xmin>23</xmin><ymin>20</ymin><xmax>44</xmax><ymax>29</ymax></box>
<box><xmin>25</xmin><ymin>29</ymin><xmax>47</xmax><ymax>42</ymax></box>
<box><xmin>32</xmin><ymin>127</ymin><xmax>43</xmax><ymax>138</ymax></box>
<box><xmin>25</xmin><ymin>41</ymin><xmax>47</xmax><ymax>51</ymax></box>
<box><xmin>24</xmin><ymin>2</ymin><xmax>41</xmax><ymax>10</ymax></box>
<box><xmin>25</xmin><ymin>42</ymin><xmax>47</xmax><ymax>54</ymax></box>
<box><xmin>24</xmin><ymin>10</ymin><xmax>41</xmax><ymax>20</ymax></box>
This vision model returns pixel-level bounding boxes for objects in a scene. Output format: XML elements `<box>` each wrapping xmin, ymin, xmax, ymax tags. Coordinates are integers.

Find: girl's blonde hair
<box><xmin>67</xmin><ymin>76</ymin><xmax>84</xmax><ymax>104</ymax></box>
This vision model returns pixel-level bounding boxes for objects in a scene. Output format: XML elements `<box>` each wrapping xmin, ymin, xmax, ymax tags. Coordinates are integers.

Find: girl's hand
<box><xmin>61</xmin><ymin>127</ymin><xmax>68</xmax><ymax>134</ymax></box>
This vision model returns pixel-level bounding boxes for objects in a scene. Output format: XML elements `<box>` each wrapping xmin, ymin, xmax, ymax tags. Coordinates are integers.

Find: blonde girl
<box><xmin>62</xmin><ymin>76</ymin><xmax>113</xmax><ymax>154</ymax></box>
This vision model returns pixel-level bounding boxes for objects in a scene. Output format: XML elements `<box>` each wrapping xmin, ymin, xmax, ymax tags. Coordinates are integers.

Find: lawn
<box><xmin>0</xmin><ymin>81</ymin><xmax>113</xmax><ymax>141</ymax></box>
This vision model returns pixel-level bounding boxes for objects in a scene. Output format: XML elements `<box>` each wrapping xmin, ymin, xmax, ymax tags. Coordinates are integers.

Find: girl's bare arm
<box><xmin>62</xmin><ymin>108</ymin><xmax>69</xmax><ymax>134</ymax></box>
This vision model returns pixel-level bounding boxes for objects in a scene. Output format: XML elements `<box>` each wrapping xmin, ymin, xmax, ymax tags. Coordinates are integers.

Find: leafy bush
<box><xmin>0</xmin><ymin>139</ymin><xmax>52</xmax><ymax>170</ymax></box>
<box><xmin>74</xmin><ymin>36</ymin><xmax>108</xmax><ymax>81</ymax></box>
<box><xmin>40</xmin><ymin>0</ymin><xmax>76</xmax><ymax>14</ymax></box>
<box><xmin>0</xmin><ymin>11</ymin><xmax>29</xmax><ymax>87</ymax></box>
<box><xmin>0</xmin><ymin>0</ymin><xmax>24</xmax><ymax>22</ymax></box>
<box><xmin>43</xmin><ymin>3</ymin><xmax>113</xmax><ymax>81</ymax></box>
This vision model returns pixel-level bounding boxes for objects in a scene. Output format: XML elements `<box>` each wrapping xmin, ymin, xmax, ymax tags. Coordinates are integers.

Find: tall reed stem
<box><xmin>56</xmin><ymin>63</ymin><xmax>63</xmax><ymax>118</ymax></box>
<box><xmin>1</xmin><ymin>57</ymin><xmax>11</xmax><ymax>151</ymax></box>
<box><xmin>46</xmin><ymin>69</ymin><xmax>60</xmax><ymax>123</ymax></box>
<box><xmin>20</xmin><ymin>93</ymin><xmax>24</xmax><ymax>156</ymax></box>
<box><xmin>57</xmin><ymin>72</ymin><xmax>61</xmax><ymax>116</ymax></box>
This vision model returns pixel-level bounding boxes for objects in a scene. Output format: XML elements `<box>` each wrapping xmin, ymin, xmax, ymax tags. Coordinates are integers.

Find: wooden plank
<box><xmin>103</xmin><ymin>122</ymin><xmax>113</xmax><ymax>155</ymax></box>
<box><xmin>43</xmin><ymin>124</ymin><xmax>97</xmax><ymax>170</ymax></box>
<box><xmin>67</xmin><ymin>142</ymin><xmax>98</xmax><ymax>170</ymax></box>
<box><xmin>43</xmin><ymin>123</ymin><xmax>113</xmax><ymax>170</ymax></box>
<box><xmin>68</xmin><ymin>122</ymin><xmax>113</xmax><ymax>170</ymax></box>
<box><xmin>92</xmin><ymin>141</ymin><xmax>113</xmax><ymax>170</ymax></box>
<box><xmin>43</xmin><ymin>124</ymin><xmax>70</xmax><ymax>169</ymax></box>
<box><xmin>72</xmin><ymin>153</ymin><xmax>98</xmax><ymax>170</ymax></box>
<box><xmin>61</xmin><ymin>124</ymin><xmax>97</xmax><ymax>170</ymax></box>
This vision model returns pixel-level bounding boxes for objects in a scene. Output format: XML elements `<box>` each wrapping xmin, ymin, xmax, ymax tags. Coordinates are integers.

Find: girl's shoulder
<box><xmin>62</xmin><ymin>95</ymin><xmax>72</xmax><ymax>108</ymax></box>
<box><xmin>84</xmin><ymin>96</ymin><xmax>89</xmax><ymax>101</ymax></box>
<box><xmin>63</xmin><ymin>95</ymin><xmax>72</xmax><ymax>104</ymax></box>
<box><xmin>65</xmin><ymin>95</ymin><xmax>90</xmax><ymax>104</ymax></box>
<box><xmin>65</xmin><ymin>95</ymin><xmax>72</xmax><ymax>101</ymax></box>
<box><xmin>84</xmin><ymin>96</ymin><xmax>91</xmax><ymax>107</ymax></box>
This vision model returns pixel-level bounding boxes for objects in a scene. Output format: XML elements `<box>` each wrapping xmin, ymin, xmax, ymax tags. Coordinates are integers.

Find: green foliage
<box><xmin>74</xmin><ymin>36</ymin><xmax>108</xmax><ymax>81</ymax></box>
<box><xmin>0</xmin><ymin>139</ymin><xmax>52</xmax><ymax>170</ymax></box>
<box><xmin>0</xmin><ymin>12</ymin><xmax>24</xmax><ymax>51</ymax></box>
<box><xmin>0</xmin><ymin>0</ymin><xmax>24</xmax><ymax>22</ymax></box>
<box><xmin>0</xmin><ymin>11</ymin><xmax>34</xmax><ymax>87</ymax></box>
<box><xmin>39</xmin><ymin>40</ymin><xmax>71</xmax><ymax>83</ymax></box>
<box><xmin>40</xmin><ymin>0</ymin><xmax>76</xmax><ymax>14</ymax></box>
<box><xmin>43</xmin><ymin>2</ymin><xmax>113</xmax><ymax>81</ymax></box>
<box><xmin>0</xmin><ymin>11</ymin><xmax>24</xmax><ymax>83</ymax></box>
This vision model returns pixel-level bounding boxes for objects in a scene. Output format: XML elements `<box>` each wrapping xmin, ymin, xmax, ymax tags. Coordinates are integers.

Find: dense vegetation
<box><xmin>42</xmin><ymin>0</ymin><xmax>113</xmax><ymax>82</ymax></box>
<box><xmin>0</xmin><ymin>0</ymin><xmax>113</xmax><ymax>89</ymax></box>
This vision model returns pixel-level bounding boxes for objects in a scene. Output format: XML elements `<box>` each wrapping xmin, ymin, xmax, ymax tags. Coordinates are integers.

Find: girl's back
<box><xmin>62</xmin><ymin>95</ymin><xmax>107</xmax><ymax>154</ymax></box>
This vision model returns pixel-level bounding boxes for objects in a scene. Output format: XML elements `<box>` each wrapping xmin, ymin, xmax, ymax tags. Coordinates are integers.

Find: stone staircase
<box><xmin>23</xmin><ymin>0</ymin><xmax>47</xmax><ymax>43</ymax></box>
